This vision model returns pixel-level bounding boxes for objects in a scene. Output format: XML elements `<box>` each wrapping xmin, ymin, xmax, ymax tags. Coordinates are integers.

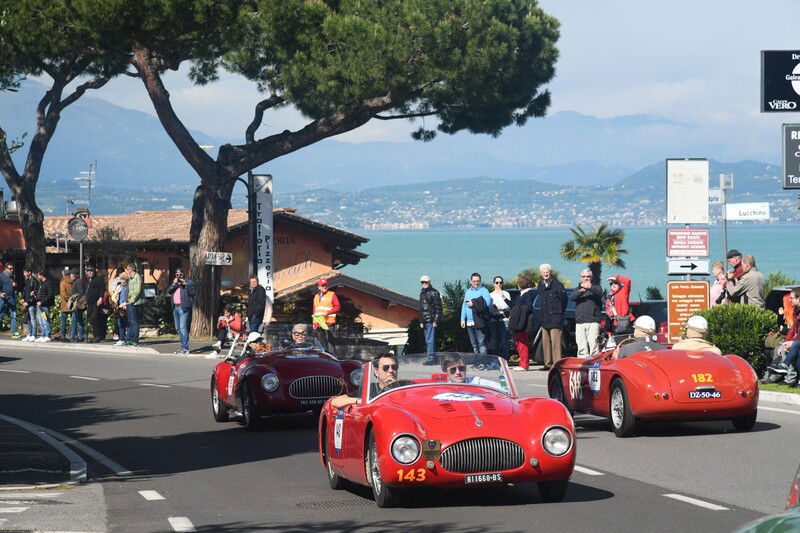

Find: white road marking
<box><xmin>140</xmin><ymin>383</ymin><xmax>170</xmax><ymax>388</ymax></box>
<box><xmin>168</xmin><ymin>516</ymin><xmax>196</xmax><ymax>532</ymax></box>
<box><xmin>0</xmin><ymin>507</ymin><xmax>29</xmax><ymax>513</ymax></box>
<box><xmin>40</xmin><ymin>427</ymin><xmax>132</xmax><ymax>477</ymax></box>
<box><xmin>574</xmin><ymin>465</ymin><xmax>605</xmax><ymax>476</ymax></box>
<box><xmin>0</xmin><ymin>369</ymin><xmax>30</xmax><ymax>374</ymax></box>
<box><xmin>69</xmin><ymin>375</ymin><xmax>100</xmax><ymax>381</ymax></box>
<box><xmin>663</xmin><ymin>493</ymin><xmax>729</xmax><ymax>511</ymax></box>
<box><xmin>0</xmin><ymin>493</ymin><xmax>62</xmax><ymax>499</ymax></box>
<box><xmin>760</xmin><ymin>406</ymin><xmax>800</xmax><ymax>415</ymax></box>
<box><xmin>138</xmin><ymin>490</ymin><xmax>165</xmax><ymax>501</ymax></box>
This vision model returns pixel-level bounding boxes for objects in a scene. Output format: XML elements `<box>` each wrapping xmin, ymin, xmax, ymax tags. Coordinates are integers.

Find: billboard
<box><xmin>761</xmin><ymin>50</ymin><xmax>800</xmax><ymax>112</ymax></box>
<box><xmin>783</xmin><ymin>123</ymin><xmax>800</xmax><ymax>189</ymax></box>
<box><xmin>666</xmin><ymin>159</ymin><xmax>709</xmax><ymax>224</ymax></box>
<box><xmin>253</xmin><ymin>174</ymin><xmax>274</xmax><ymax>305</ymax></box>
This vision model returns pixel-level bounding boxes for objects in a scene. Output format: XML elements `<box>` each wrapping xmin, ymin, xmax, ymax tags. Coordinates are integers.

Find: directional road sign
<box><xmin>667</xmin><ymin>259</ymin><xmax>710</xmax><ymax>275</ymax></box>
<box><xmin>205</xmin><ymin>251</ymin><xmax>233</xmax><ymax>266</ymax></box>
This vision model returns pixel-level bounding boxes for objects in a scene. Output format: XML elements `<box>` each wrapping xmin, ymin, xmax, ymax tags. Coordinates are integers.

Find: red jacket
<box><xmin>217</xmin><ymin>313</ymin><xmax>243</xmax><ymax>334</ymax></box>
<box><xmin>605</xmin><ymin>275</ymin><xmax>633</xmax><ymax>321</ymax></box>
<box><xmin>787</xmin><ymin>310</ymin><xmax>800</xmax><ymax>343</ymax></box>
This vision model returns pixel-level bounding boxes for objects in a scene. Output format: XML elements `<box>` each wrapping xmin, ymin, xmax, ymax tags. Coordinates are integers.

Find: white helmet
<box><xmin>633</xmin><ymin>315</ymin><xmax>656</xmax><ymax>333</ymax></box>
<box><xmin>686</xmin><ymin>315</ymin><xmax>708</xmax><ymax>332</ymax></box>
<box><xmin>246</xmin><ymin>331</ymin><xmax>262</xmax><ymax>344</ymax></box>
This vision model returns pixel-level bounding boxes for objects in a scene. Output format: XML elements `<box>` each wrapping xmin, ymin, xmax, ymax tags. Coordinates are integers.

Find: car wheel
<box><xmin>241</xmin><ymin>381</ymin><xmax>263</xmax><ymax>430</ymax></box>
<box><xmin>549</xmin><ymin>375</ymin><xmax>573</xmax><ymax>417</ymax></box>
<box><xmin>538</xmin><ymin>479</ymin><xmax>569</xmax><ymax>503</ymax></box>
<box><xmin>324</xmin><ymin>426</ymin><xmax>346</xmax><ymax>490</ymax></box>
<box><xmin>366</xmin><ymin>432</ymin><xmax>398</xmax><ymax>508</ymax></box>
<box><xmin>731</xmin><ymin>410</ymin><xmax>757</xmax><ymax>432</ymax></box>
<box><xmin>211</xmin><ymin>377</ymin><xmax>229</xmax><ymax>422</ymax></box>
<box><xmin>610</xmin><ymin>379</ymin><xmax>636</xmax><ymax>437</ymax></box>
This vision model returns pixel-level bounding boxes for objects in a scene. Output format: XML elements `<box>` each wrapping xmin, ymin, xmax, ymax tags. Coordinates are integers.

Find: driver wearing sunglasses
<box><xmin>441</xmin><ymin>354</ymin><xmax>502</xmax><ymax>389</ymax></box>
<box><xmin>331</xmin><ymin>353</ymin><xmax>407</xmax><ymax>407</ymax></box>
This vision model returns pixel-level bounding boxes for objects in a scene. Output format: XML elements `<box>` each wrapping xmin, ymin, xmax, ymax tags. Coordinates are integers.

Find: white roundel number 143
<box><xmin>568</xmin><ymin>371</ymin><xmax>583</xmax><ymax>400</ymax></box>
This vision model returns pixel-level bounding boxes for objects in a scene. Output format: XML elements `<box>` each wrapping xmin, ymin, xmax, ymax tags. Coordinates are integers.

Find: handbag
<box><xmin>613</xmin><ymin>316</ymin><xmax>633</xmax><ymax>335</ymax></box>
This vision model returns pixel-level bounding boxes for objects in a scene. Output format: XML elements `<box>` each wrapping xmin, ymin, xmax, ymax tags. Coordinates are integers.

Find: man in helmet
<box><xmin>672</xmin><ymin>315</ymin><xmax>722</xmax><ymax>355</ymax></box>
<box><xmin>612</xmin><ymin>315</ymin><xmax>667</xmax><ymax>359</ymax></box>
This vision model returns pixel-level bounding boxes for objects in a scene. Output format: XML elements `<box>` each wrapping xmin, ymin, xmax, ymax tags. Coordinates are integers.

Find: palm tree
<box><xmin>560</xmin><ymin>224</ymin><xmax>628</xmax><ymax>282</ymax></box>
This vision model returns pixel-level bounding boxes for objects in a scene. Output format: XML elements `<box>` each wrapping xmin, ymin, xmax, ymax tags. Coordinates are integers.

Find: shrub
<box><xmin>764</xmin><ymin>271</ymin><xmax>799</xmax><ymax>295</ymax></box>
<box><xmin>696</xmin><ymin>304</ymin><xmax>778</xmax><ymax>374</ymax></box>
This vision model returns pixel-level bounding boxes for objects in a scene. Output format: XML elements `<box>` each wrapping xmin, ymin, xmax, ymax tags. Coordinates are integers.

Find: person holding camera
<box><xmin>167</xmin><ymin>268</ymin><xmax>196</xmax><ymax>354</ymax></box>
<box><xmin>571</xmin><ymin>269</ymin><xmax>603</xmax><ymax>357</ymax></box>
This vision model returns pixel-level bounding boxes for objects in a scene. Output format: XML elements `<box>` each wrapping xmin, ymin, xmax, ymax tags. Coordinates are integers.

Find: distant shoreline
<box><xmin>358</xmin><ymin>222</ymin><xmax>800</xmax><ymax>233</ymax></box>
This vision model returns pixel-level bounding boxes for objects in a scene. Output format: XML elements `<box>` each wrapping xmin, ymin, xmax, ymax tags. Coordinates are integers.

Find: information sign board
<box><xmin>667</xmin><ymin>281</ymin><xmax>710</xmax><ymax>343</ymax></box>
<box><xmin>666</xmin><ymin>228</ymin><xmax>709</xmax><ymax>258</ymax></box>
<box><xmin>783</xmin><ymin>124</ymin><xmax>800</xmax><ymax>189</ymax></box>
<box><xmin>725</xmin><ymin>202</ymin><xmax>770</xmax><ymax>221</ymax></box>
<box><xmin>761</xmin><ymin>51</ymin><xmax>800</xmax><ymax>112</ymax></box>
<box><xmin>253</xmin><ymin>174</ymin><xmax>274</xmax><ymax>305</ymax></box>
<box><xmin>708</xmin><ymin>189</ymin><xmax>722</xmax><ymax>205</ymax></box>
<box><xmin>666</xmin><ymin>159</ymin><xmax>709</xmax><ymax>224</ymax></box>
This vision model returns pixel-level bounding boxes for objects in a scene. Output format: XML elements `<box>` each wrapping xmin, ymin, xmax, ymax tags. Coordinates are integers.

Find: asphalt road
<box><xmin>1</xmin><ymin>343</ymin><xmax>794</xmax><ymax>532</ymax></box>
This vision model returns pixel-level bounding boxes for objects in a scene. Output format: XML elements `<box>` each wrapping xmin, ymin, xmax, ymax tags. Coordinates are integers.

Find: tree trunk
<box><xmin>589</xmin><ymin>262</ymin><xmax>602</xmax><ymax>285</ymax></box>
<box><xmin>16</xmin><ymin>186</ymin><xmax>46</xmax><ymax>272</ymax></box>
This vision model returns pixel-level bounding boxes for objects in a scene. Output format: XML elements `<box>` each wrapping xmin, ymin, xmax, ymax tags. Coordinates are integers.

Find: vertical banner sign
<box><xmin>783</xmin><ymin>124</ymin><xmax>800</xmax><ymax>189</ymax></box>
<box><xmin>253</xmin><ymin>174</ymin><xmax>274</xmax><ymax>305</ymax></box>
<box><xmin>666</xmin><ymin>159</ymin><xmax>709</xmax><ymax>224</ymax></box>
<box><xmin>761</xmin><ymin>51</ymin><xmax>800</xmax><ymax>112</ymax></box>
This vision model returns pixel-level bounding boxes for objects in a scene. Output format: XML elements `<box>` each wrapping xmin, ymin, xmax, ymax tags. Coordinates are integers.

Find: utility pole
<box><xmin>720</xmin><ymin>173</ymin><xmax>734</xmax><ymax>263</ymax></box>
<box><xmin>74</xmin><ymin>161</ymin><xmax>96</xmax><ymax>212</ymax></box>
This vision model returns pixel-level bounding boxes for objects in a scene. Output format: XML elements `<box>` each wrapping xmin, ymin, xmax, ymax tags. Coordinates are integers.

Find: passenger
<box><xmin>441</xmin><ymin>354</ymin><xmax>501</xmax><ymax>389</ymax></box>
<box><xmin>672</xmin><ymin>315</ymin><xmax>722</xmax><ymax>355</ymax></box>
<box><xmin>331</xmin><ymin>353</ymin><xmax>404</xmax><ymax>407</ymax></box>
<box><xmin>612</xmin><ymin>315</ymin><xmax>666</xmax><ymax>359</ymax></box>
<box><xmin>289</xmin><ymin>323</ymin><xmax>324</xmax><ymax>349</ymax></box>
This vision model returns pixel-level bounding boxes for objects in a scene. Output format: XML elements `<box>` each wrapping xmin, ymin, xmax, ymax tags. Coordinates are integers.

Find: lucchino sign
<box><xmin>761</xmin><ymin>50</ymin><xmax>800</xmax><ymax>112</ymax></box>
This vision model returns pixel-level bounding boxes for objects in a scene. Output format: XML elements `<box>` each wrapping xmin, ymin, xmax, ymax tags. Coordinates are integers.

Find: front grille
<box><xmin>440</xmin><ymin>438</ymin><xmax>524</xmax><ymax>474</ymax></box>
<box><xmin>288</xmin><ymin>376</ymin><xmax>343</xmax><ymax>399</ymax></box>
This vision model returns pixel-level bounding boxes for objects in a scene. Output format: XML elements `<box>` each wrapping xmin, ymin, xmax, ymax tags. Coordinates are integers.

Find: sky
<box><xmin>35</xmin><ymin>0</ymin><xmax>800</xmax><ymax>159</ymax></box>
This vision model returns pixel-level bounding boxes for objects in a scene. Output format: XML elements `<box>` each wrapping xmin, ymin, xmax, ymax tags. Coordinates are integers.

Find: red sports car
<box><xmin>548</xmin><ymin>348</ymin><xmax>759</xmax><ymax>437</ymax></box>
<box><xmin>211</xmin><ymin>342</ymin><xmax>362</xmax><ymax>430</ymax></box>
<box><xmin>319</xmin><ymin>353</ymin><xmax>576</xmax><ymax>507</ymax></box>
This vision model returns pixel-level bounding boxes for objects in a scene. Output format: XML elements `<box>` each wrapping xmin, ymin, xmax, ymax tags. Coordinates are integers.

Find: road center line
<box><xmin>0</xmin><ymin>507</ymin><xmax>29</xmax><ymax>513</ymax></box>
<box><xmin>574</xmin><ymin>465</ymin><xmax>604</xmax><ymax>476</ymax></box>
<box><xmin>69</xmin><ymin>375</ymin><xmax>100</xmax><ymax>381</ymax></box>
<box><xmin>760</xmin><ymin>406</ymin><xmax>800</xmax><ymax>415</ymax></box>
<box><xmin>138</xmin><ymin>490</ymin><xmax>165</xmax><ymax>501</ymax></box>
<box><xmin>168</xmin><ymin>516</ymin><xmax>196</xmax><ymax>532</ymax></box>
<box><xmin>663</xmin><ymin>493</ymin><xmax>729</xmax><ymax>511</ymax></box>
<box><xmin>0</xmin><ymin>369</ymin><xmax>30</xmax><ymax>374</ymax></box>
<box><xmin>140</xmin><ymin>383</ymin><xmax>170</xmax><ymax>388</ymax></box>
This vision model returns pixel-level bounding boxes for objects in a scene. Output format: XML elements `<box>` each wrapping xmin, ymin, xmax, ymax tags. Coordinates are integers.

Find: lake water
<box><xmin>345</xmin><ymin>225</ymin><xmax>800</xmax><ymax>299</ymax></box>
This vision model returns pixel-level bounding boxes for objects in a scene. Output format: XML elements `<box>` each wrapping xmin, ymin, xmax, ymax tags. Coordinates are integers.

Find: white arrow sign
<box><xmin>205</xmin><ymin>251</ymin><xmax>233</xmax><ymax>266</ymax></box>
<box><xmin>667</xmin><ymin>259</ymin><xmax>710</xmax><ymax>275</ymax></box>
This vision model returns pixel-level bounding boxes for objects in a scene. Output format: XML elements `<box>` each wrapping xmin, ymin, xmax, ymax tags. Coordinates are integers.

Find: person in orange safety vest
<box><xmin>312</xmin><ymin>278</ymin><xmax>340</xmax><ymax>355</ymax></box>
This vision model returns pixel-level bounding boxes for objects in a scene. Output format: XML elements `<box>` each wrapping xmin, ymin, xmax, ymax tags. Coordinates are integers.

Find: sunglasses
<box><xmin>447</xmin><ymin>365</ymin><xmax>467</xmax><ymax>374</ymax></box>
<box><xmin>580</xmin><ymin>275</ymin><xmax>591</xmax><ymax>278</ymax></box>
<box><xmin>381</xmin><ymin>364</ymin><xmax>398</xmax><ymax>372</ymax></box>
<box><xmin>494</xmin><ymin>281</ymin><xmax>503</xmax><ymax>285</ymax></box>
<box><xmin>292</xmin><ymin>331</ymin><xmax>307</xmax><ymax>336</ymax></box>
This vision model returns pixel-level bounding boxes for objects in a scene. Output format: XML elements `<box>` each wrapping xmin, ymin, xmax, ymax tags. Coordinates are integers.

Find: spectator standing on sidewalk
<box><xmin>58</xmin><ymin>267</ymin><xmax>72</xmax><ymax>341</ymax></box>
<box><xmin>167</xmin><ymin>268</ymin><xmax>195</xmax><ymax>354</ymax></box>
<box><xmin>68</xmin><ymin>269</ymin><xmax>86</xmax><ymax>342</ymax></box>
<box><xmin>489</xmin><ymin>276</ymin><xmax>511</xmax><ymax>361</ymax></box>
<box><xmin>726</xmin><ymin>255</ymin><xmax>765</xmax><ymax>307</ymax></box>
<box><xmin>460</xmin><ymin>273</ymin><xmax>493</xmax><ymax>366</ymax></box>
<box><xmin>84</xmin><ymin>265</ymin><xmax>107</xmax><ymax>343</ymax></box>
<box><xmin>312</xmin><ymin>278</ymin><xmax>340</xmax><ymax>355</ymax></box>
<box><xmin>571</xmin><ymin>269</ymin><xmax>603</xmax><ymax>357</ymax></box>
<box><xmin>538</xmin><ymin>264</ymin><xmax>567</xmax><ymax>369</ymax></box>
<box><xmin>726</xmin><ymin>250</ymin><xmax>745</xmax><ymax>303</ymax></box>
<box><xmin>508</xmin><ymin>276</ymin><xmax>536</xmax><ymax>371</ymax></box>
<box><xmin>419</xmin><ymin>275</ymin><xmax>443</xmax><ymax>365</ymax></box>
<box><xmin>22</xmin><ymin>267</ymin><xmax>40</xmax><ymax>341</ymax></box>
<box><xmin>35</xmin><ymin>271</ymin><xmax>54</xmax><ymax>342</ymax></box>
<box><xmin>124</xmin><ymin>263</ymin><xmax>143</xmax><ymax>346</ymax></box>
<box><xmin>0</xmin><ymin>263</ymin><xmax>19</xmax><ymax>338</ymax></box>
<box><xmin>112</xmin><ymin>273</ymin><xmax>129</xmax><ymax>346</ymax></box>
<box><xmin>247</xmin><ymin>276</ymin><xmax>267</xmax><ymax>334</ymax></box>
<box><xmin>709</xmin><ymin>261</ymin><xmax>728</xmax><ymax>307</ymax></box>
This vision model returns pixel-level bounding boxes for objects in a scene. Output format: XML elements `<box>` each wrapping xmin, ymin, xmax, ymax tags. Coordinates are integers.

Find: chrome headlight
<box><xmin>390</xmin><ymin>435</ymin><xmax>420</xmax><ymax>465</ymax></box>
<box><xmin>261</xmin><ymin>373</ymin><xmax>279</xmax><ymax>392</ymax></box>
<box><xmin>541</xmin><ymin>426</ymin><xmax>572</xmax><ymax>457</ymax></box>
<box><xmin>349</xmin><ymin>368</ymin><xmax>362</xmax><ymax>387</ymax></box>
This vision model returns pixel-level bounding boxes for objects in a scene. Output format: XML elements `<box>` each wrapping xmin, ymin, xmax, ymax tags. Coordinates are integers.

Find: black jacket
<box><xmin>508</xmin><ymin>289</ymin><xmax>536</xmax><ymax>333</ymax></box>
<box><xmin>469</xmin><ymin>297</ymin><xmax>491</xmax><ymax>329</ymax></box>
<box><xmin>85</xmin><ymin>275</ymin><xmax>106</xmax><ymax>306</ymax></box>
<box><xmin>537</xmin><ymin>278</ymin><xmax>567</xmax><ymax>329</ymax></box>
<box><xmin>570</xmin><ymin>283</ymin><xmax>603</xmax><ymax>324</ymax></box>
<box><xmin>419</xmin><ymin>286</ymin><xmax>442</xmax><ymax>324</ymax></box>
<box><xmin>0</xmin><ymin>272</ymin><xmax>14</xmax><ymax>300</ymax></box>
<box><xmin>23</xmin><ymin>276</ymin><xmax>40</xmax><ymax>305</ymax></box>
<box><xmin>36</xmin><ymin>279</ymin><xmax>55</xmax><ymax>307</ymax></box>
<box><xmin>247</xmin><ymin>284</ymin><xmax>267</xmax><ymax>319</ymax></box>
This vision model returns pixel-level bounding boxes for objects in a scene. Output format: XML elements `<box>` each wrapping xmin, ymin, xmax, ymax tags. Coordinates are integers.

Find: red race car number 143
<box><xmin>397</xmin><ymin>468</ymin><xmax>426</xmax><ymax>482</ymax></box>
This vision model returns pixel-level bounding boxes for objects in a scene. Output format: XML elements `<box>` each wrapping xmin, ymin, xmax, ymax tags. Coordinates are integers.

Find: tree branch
<box><xmin>374</xmin><ymin>110</ymin><xmax>438</xmax><ymax>120</ymax></box>
<box><xmin>58</xmin><ymin>76</ymin><xmax>112</xmax><ymax>110</ymax></box>
<box><xmin>131</xmin><ymin>44</ymin><xmax>216</xmax><ymax>179</ymax></box>
<box><xmin>245</xmin><ymin>94</ymin><xmax>284</xmax><ymax>145</ymax></box>
<box><xmin>0</xmin><ymin>126</ymin><xmax>22</xmax><ymax>190</ymax></box>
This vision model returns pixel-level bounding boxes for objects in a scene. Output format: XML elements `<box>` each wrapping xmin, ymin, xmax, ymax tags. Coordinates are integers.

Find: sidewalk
<box><xmin>0</xmin><ymin>336</ymin><xmax>221</xmax><ymax>358</ymax></box>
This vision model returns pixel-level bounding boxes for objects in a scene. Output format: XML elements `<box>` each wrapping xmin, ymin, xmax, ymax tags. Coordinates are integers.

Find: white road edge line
<box><xmin>0</xmin><ymin>507</ymin><xmax>29</xmax><ymax>513</ymax></box>
<box><xmin>0</xmin><ymin>414</ymin><xmax>86</xmax><ymax>483</ymax></box>
<box><xmin>168</xmin><ymin>516</ymin><xmax>196</xmax><ymax>532</ymax></box>
<box><xmin>663</xmin><ymin>493</ymin><xmax>729</xmax><ymax>511</ymax></box>
<box><xmin>69</xmin><ymin>375</ymin><xmax>100</xmax><ymax>381</ymax></box>
<box><xmin>41</xmin><ymin>427</ymin><xmax>132</xmax><ymax>477</ymax></box>
<box><xmin>138</xmin><ymin>490</ymin><xmax>165</xmax><ymax>501</ymax></box>
<box><xmin>0</xmin><ymin>369</ymin><xmax>30</xmax><ymax>374</ymax></box>
<box><xmin>760</xmin><ymin>406</ymin><xmax>800</xmax><ymax>415</ymax></box>
<box><xmin>528</xmin><ymin>384</ymin><xmax>547</xmax><ymax>388</ymax></box>
<box><xmin>139</xmin><ymin>383</ymin><xmax>170</xmax><ymax>388</ymax></box>
<box><xmin>574</xmin><ymin>465</ymin><xmax>604</xmax><ymax>476</ymax></box>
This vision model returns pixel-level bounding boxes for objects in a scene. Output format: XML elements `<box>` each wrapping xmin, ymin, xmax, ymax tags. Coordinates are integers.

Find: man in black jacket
<box><xmin>35</xmin><ymin>271</ymin><xmax>54</xmax><ymax>342</ymax></box>
<box><xmin>21</xmin><ymin>267</ymin><xmax>40</xmax><ymax>341</ymax></box>
<box><xmin>419</xmin><ymin>275</ymin><xmax>443</xmax><ymax>365</ymax></box>
<box><xmin>84</xmin><ymin>265</ymin><xmax>107</xmax><ymax>343</ymax></box>
<box><xmin>537</xmin><ymin>264</ymin><xmax>567</xmax><ymax>369</ymax></box>
<box><xmin>247</xmin><ymin>276</ymin><xmax>267</xmax><ymax>333</ymax></box>
<box><xmin>570</xmin><ymin>269</ymin><xmax>603</xmax><ymax>357</ymax></box>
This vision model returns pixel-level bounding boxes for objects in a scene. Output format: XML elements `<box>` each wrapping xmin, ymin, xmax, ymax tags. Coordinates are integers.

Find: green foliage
<box><xmin>764</xmin><ymin>271</ymin><xmax>799</xmax><ymax>295</ymax></box>
<box><xmin>645</xmin><ymin>286</ymin><xmax>663</xmax><ymax>300</ymax></box>
<box><xmin>696</xmin><ymin>304</ymin><xmax>778</xmax><ymax>374</ymax></box>
<box><xmin>516</xmin><ymin>267</ymin><xmax>570</xmax><ymax>288</ymax></box>
<box><xmin>560</xmin><ymin>224</ymin><xmax>627</xmax><ymax>282</ymax></box>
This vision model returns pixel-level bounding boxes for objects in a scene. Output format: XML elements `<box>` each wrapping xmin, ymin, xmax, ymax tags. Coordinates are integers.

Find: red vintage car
<box><xmin>210</xmin><ymin>343</ymin><xmax>362</xmax><ymax>430</ymax></box>
<box><xmin>318</xmin><ymin>353</ymin><xmax>576</xmax><ymax>507</ymax></box>
<box><xmin>548</xmin><ymin>348</ymin><xmax>759</xmax><ymax>437</ymax></box>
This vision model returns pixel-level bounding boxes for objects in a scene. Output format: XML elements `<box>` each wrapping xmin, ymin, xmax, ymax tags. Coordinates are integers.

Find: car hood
<box><xmin>247</xmin><ymin>354</ymin><xmax>347</xmax><ymax>378</ymax></box>
<box><xmin>378</xmin><ymin>385</ymin><xmax>517</xmax><ymax>420</ymax></box>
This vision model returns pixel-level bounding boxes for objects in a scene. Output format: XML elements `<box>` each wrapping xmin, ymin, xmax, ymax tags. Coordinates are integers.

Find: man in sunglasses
<box><xmin>288</xmin><ymin>323</ymin><xmax>323</xmax><ymax>349</ymax></box>
<box><xmin>441</xmin><ymin>354</ymin><xmax>502</xmax><ymax>389</ymax></box>
<box><xmin>331</xmin><ymin>353</ymin><xmax>408</xmax><ymax>407</ymax></box>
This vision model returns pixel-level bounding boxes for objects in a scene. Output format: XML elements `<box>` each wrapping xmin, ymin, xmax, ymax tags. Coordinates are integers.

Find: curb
<box><xmin>0</xmin><ymin>339</ymin><xmax>159</xmax><ymax>355</ymax></box>
<box><xmin>0</xmin><ymin>414</ymin><xmax>86</xmax><ymax>486</ymax></box>
<box><xmin>760</xmin><ymin>390</ymin><xmax>800</xmax><ymax>407</ymax></box>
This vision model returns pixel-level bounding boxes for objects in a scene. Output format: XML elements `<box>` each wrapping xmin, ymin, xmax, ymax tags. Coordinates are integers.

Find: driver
<box><xmin>612</xmin><ymin>315</ymin><xmax>666</xmax><ymax>359</ymax></box>
<box><xmin>441</xmin><ymin>354</ymin><xmax>502</xmax><ymax>389</ymax></box>
<box><xmin>289</xmin><ymin>323</ymin><xmax>324</xmax><ymax>349</ymax></box>
<box><xmin>331</xmin><ymin>353</ymin><xmax>409</xmax><ymax>407</ymax></box>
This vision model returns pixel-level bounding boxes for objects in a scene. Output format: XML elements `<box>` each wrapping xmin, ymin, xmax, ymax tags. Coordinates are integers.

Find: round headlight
<box><xmin>541</xmin><ymin>427</ymin><xmax>572</xmax><ymax>457</ymax></box>
<box><xmin>349</xmin><ymin>368</ymin><xmax>362</xmax><ymax>387</ymax></box>
<box><xmin>261</xmin><ymin>373</ymin><xmax>279</xmax><ymax>392</ymax></box>
<box><xmin>390</xmin><ymin>435</ymin><xmax>420</xmax><ymax>465</ymax></box>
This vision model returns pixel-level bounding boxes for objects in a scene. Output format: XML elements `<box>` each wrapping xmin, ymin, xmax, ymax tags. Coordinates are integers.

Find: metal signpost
<box><xmin>667</xmin><ymin>281</ymin><xmax>710</xmax><ymax>343</ymax></box>
<box><xmin>205</xmin><ymin>251</ymin><xmax>234</xmax><ymax>338</ymax></box>
<box><xmin>719</xmin><ymin>173</ymin><xmax>733</xmax><ymax>266</ymax></box>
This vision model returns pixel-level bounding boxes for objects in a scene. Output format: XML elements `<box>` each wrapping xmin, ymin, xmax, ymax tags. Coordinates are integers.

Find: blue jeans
<box><xmin>173</xmin><ymin>306</ymin><xmax>190</xmax><ymax>351</ymax></box>
<box><xmin>467</xmin><ymin>325</ymin><xmax>488</xmax><ymax>355</ymax></box>
<box><xmin>127</xmin><ymin>305</ymin><xmax>140</xmax><ymax>344</ymax></box>
<box><xmin>785</xmin><ymin>341</ymin><xmax>800</xmax><ymax>371</ymax></box>
<box><xmin>489</xmin><ymin>320</ymin><xmax>509</xmax><ymax>361</ymax></box>
<box><xmin>60</xmin><ymin>311</ymin><xmax>69</xmax><ymax>338</ymax></box>
<box><xmin>423</xmin><ymin>323</ymin><xmax>436</xmax><ymax>361</ymax></box>
<box><xmin>27</xmin><ymin>305</ymin><xmax>37</xmax><ymax>337</ymax></box>
<box><xmin>117</xmin><ymin>316</ymin><xmax>129</xmax><ymax>342</ymax></box>
<box><xmin>70</xmin><ymin>310</ymin><xmax>85</xmax><ymax>340</ymax></box>
<box><xmin>38</xmin><ymin>306</ymin><xmax>51</xmax><ymax>337</ymax></box>
<box><xmin>248</xmin><ymin>315</ymin><xmax>260</xmax><ymax>334</ymax></box>
<box><xmin>0</xmin><ymin>298</ymin><xmax>16</xmax><ymax>334</ymax></box>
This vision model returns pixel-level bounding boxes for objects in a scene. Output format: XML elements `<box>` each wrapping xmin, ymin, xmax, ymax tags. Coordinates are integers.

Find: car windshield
<box><xmin>366</xmin><ymin>353</ymin><xmax>515</xmax><ymax>402</ymax></box>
